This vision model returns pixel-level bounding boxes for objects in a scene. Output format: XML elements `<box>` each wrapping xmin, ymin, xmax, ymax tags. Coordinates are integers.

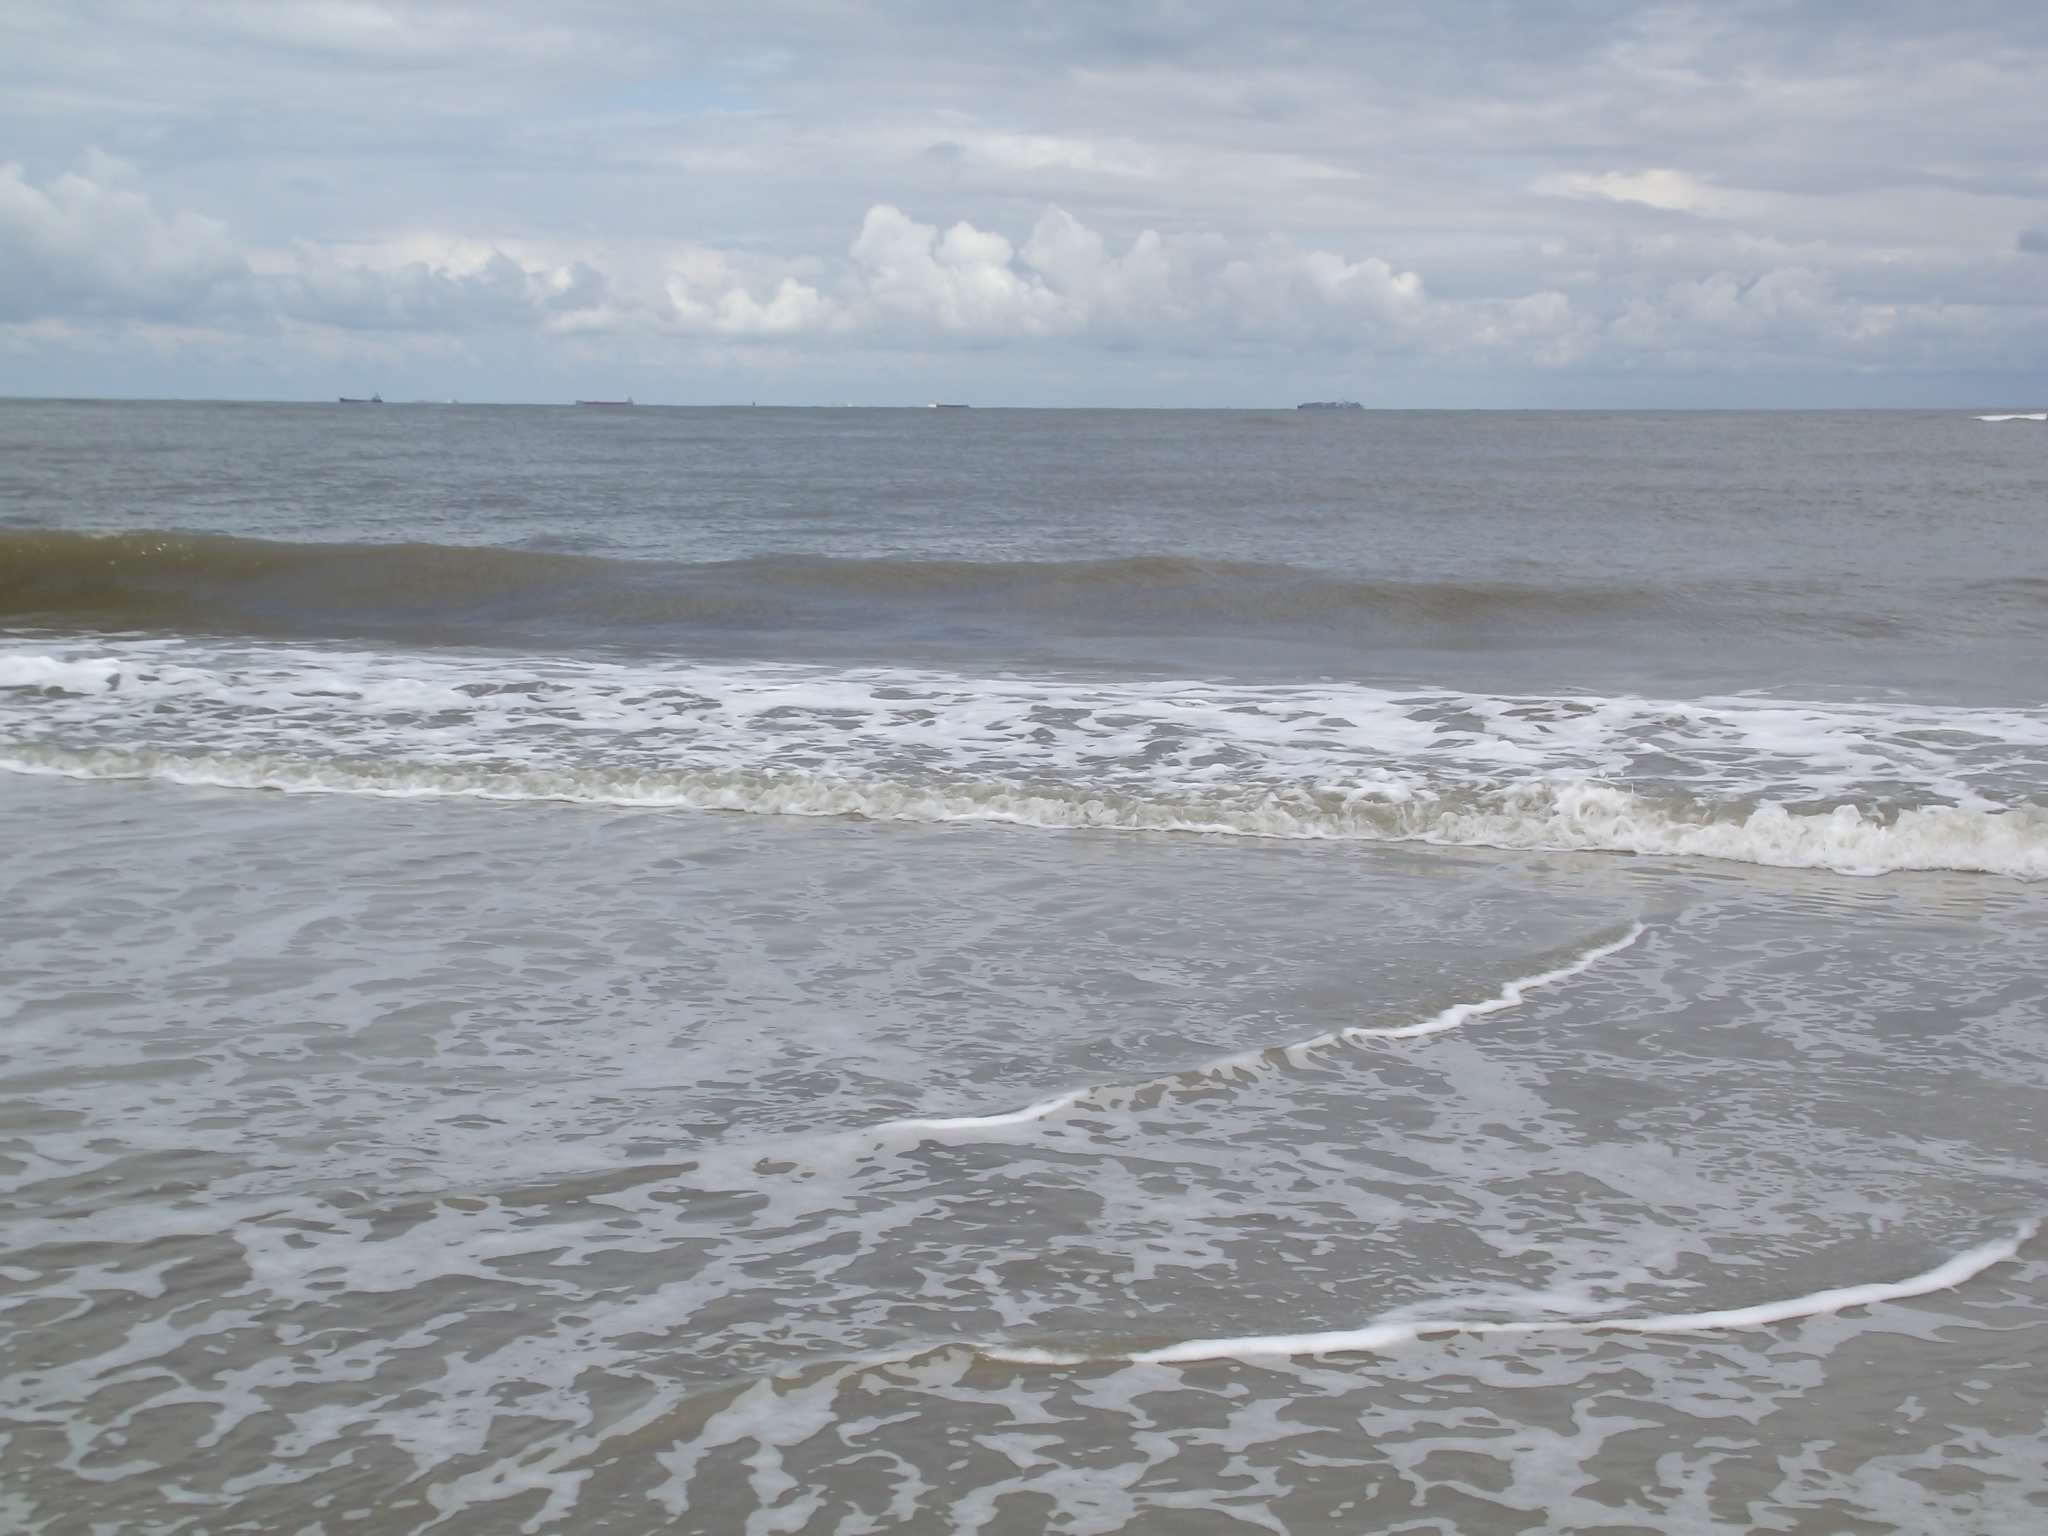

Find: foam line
<box><xmin>882</xmin><ymin>1089</ymin><xmax>1090</xmax><ymax>1134</ymax></box>
<box><xmin>1284</xmin><ymin>921</ymin><xmax>1645</xmax><ymax>1060</ymax></box>
<box><xmin>1112</xmin><ymin>1221</ymin><xmax>2038</xmax><ymax>1364</ymax></box>
<box><xmin>869</xmin><ymin>924</ymin><xmax>1645</xmax><ymax>1140</ymax></box>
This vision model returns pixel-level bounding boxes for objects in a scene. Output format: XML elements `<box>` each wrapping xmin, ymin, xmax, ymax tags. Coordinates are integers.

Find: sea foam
<box><xmin>992</xmin><ymin>1221</ymin><xmax>2040</xmax><ymax>1364</ymax></box>
<box><xmin>5</xmin><ymin>639</ymin><xmax>2047</xmax><ymax>877</ymax></box>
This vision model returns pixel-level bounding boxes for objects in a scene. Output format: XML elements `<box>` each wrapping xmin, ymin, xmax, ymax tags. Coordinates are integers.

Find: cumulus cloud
<box><xmin>1613</xmin><ymin>267</ymin><xmax>1849</xmax><ymax>351</ymax></box>
<box><xmin>6</xmin><ymin>0</ymin><xmax>2048</xmax><ymax>402</ymax></box>
<box><xmin>646</xmin><ymin>205</ymin><xmax>1441</xmax><ymax>352</ymax></box>
<box><xmin>271</xmin><ymin>243</ymin><xmax>611</xmax><ymax>332</ymax></box>
<box><xmin>0</xmin><ymin>157</ymin><xmax>622</xmax><ymax>339</ymax></box>
<box><xmin>0</xmin><ymin>163</ymin><xmax>1450</xmax><ymax>354</ymax></box>
<box><xmin>7</xmin><ymin>153</ymin><xmax>2044</xmax><ymax>384</ymax></box>
<box><xmin>657</xmin><ymin>246</ymin><xmax>836</xmax><ymax>337</ymax></box>
<box><xmin>847</xmin><ymin>206</ymin><xmax>1067</xmax><ymax>336</ymax></box>
<box><xmin>0</xmin><ymin>153</ymin><xmax>246</xmax><ymax>320</ymax></box>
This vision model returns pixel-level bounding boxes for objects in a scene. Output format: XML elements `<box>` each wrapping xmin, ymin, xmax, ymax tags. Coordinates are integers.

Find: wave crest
<box><xmin>9</xmin><ymin>529</ymin><xmax>2043</xmax><ymax>648</ymax></box>
<box><xmin>5</xmin><ymin>741</ymin><xmax>2043</xmax><ymax>877</ymax></box>
<box><xmin>7</xmin><ymin>637</ymin><xmax>2046</xmax><ymax>877</ymax></box>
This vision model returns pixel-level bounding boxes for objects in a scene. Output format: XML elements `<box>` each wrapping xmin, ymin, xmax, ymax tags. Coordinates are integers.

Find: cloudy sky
<box><xmin>4</xmin><ymin>1</ymin><xmax>2046</xmax><ymax>405</ymax></box>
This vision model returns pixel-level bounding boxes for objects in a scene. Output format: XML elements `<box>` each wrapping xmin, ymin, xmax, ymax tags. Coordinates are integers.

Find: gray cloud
<box><xmin>3</xmin><ymin>2</ymin><xmax>2046</xmax><ymax>401</ymax></box>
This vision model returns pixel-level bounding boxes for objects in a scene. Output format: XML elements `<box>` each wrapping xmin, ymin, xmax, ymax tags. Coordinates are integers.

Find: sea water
<box><xmin>2</xmin><ymin>402</ymin><xmax>2045</xmax><ymax>1534</ymax></box>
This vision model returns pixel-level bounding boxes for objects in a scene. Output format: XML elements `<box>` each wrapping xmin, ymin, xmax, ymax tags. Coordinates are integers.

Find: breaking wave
<box><xmin>5</xmin><ymin>637</ymin><xmax>2047</xmax><ymax>876</ymax></box>
<box><xmin>4</xmin><ymin>740</ymin><xmax>2044</xmax><ymax>876</ymax></box>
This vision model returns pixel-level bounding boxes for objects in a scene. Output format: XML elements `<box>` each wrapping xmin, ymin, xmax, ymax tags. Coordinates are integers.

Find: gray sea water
<box><xmin>2</xmin><ymin>401</ymin><xmax>2046</xmax><ymax>1534</ymax></box>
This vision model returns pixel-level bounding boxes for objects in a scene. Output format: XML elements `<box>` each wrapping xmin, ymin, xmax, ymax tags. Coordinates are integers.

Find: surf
<box><xmin>7</xmin><ymin>637</ymin><xmax>2048</xmax><ymax>876</ymax></box>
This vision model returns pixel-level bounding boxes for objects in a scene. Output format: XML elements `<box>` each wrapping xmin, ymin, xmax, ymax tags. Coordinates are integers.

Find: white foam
<box><xmin>867</xmin><ymin>924</ymin><xmax>1647</xmax><ymax>1140</ymax></box>
<box><xmin>1310</xmin><ymin>920</ymin><xmax>1644</xmax><ymax>1047</ymax></box>
<box><xmin>883</xmin><ymin>1089</ymin><xmax>1093</xmax><ymax>1134</ymax></box>
<box><xmin>1081</xmin><ymin>1221</ymin><xmax>2038</xmax><ymax>1364</ymax></box>
<box><xmin>6</xmin><ymin>637</ymin><xmax>2048</xmax><ymax>876</ymax></box>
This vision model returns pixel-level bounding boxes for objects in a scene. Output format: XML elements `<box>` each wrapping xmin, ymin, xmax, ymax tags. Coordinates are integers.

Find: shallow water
<box><xmin>2</xmin><ymin>403</ymin><xmax>2045</xmax><ymax>1533</ymax></box>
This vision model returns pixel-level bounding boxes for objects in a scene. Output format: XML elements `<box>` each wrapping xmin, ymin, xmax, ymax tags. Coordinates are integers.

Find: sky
<box><xmin>3</xmin><ymin>0</ymin><xmax>2047</xmax><ymax>406</ymax></box>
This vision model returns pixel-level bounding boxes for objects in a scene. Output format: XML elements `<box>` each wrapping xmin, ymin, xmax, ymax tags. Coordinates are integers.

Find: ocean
<box><xmin>2</xmin><ymin>399</ymin><xmax>2045</xmax><ymax>1534</ymax></box>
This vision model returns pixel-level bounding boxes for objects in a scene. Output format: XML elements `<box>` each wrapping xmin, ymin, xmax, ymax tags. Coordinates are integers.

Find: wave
<box><xmin>992</xmin><ymin>1221</ymin><xmax>2039</xmax><ymax>1364</ymax></box>
<box><xmin>870</xmin><ymin>925</ymin><xmax>1648</xmax><ymax>1142</ymax></box>
<box><xmin>4</xmin><ymin>742</ymin><xmax>2045</xmax><ymax>877</ymax></box>
<box><xmin>7</xmin><ymin>529</ymin><xmax>2044</xmax><ymax>648</ymax></box>
<box><xmin>5</xmin><ymin>638</ymin><xmax>2047</xmax><ymax>876</ymax></box>
<box><xmin>0</xmin><ymin>529</ymin><xmax>652</xmax><ymax>638</ymax></box>
<box><xmin>0</xmin><ymin>529</ymin><xmax>1637</xmax><ymax>634</ymax></box>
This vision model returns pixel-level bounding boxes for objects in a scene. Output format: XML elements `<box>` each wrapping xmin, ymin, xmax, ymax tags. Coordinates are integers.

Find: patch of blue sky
<box><xmin>589</xmin><ymin>53</ymin><xmax>791</xmax><ymax>119</ymax></box>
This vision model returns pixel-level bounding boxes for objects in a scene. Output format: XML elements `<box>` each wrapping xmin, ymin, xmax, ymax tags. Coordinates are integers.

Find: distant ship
<box><xmin>576</xmin><ymin>397</ymin><xmax>634</xmax><ymax>407</ymax></box>
<box><xmin>1977</xmin><ymin>412</ymin><xmax>2046</xmax><ymax>421</ymax></box>
<box><xmin>928</xmin><ymin>402</ymin><xmax>970</xmax><ymax>409</ymax></box>
<box><xmin>1297</xmin><ymin>400</ymin><xmax>1363</xmax><ymax>411</ymax></box>
<box><xmin>339</xmin><ymin>394</ymin><xmax>383</xmax><ymax>404</ymax></box>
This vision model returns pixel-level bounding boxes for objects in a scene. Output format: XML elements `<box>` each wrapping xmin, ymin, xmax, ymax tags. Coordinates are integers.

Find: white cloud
<box><xmin>629</xmin><ymin>204</ymin><xmax>1439</xmax><ymax>352</ymax></box>
<box><xmin>1612</xmin><ymin>266</ymin><xmax>1844</xmax><ymax>348</ymax></box>
<box><xmin>8</xmin><ymin>0</ymin><xmax>2048</xmax><ymax>412</ymax></box>
<box><xmin>7</xmin><ymin>153</ymin><xmax>2043</xmax><ymax>384</ymax></box>
<box><xmin>1535</xmin><ymin>168</ymin><xmax>1749</xmax><ymax>216</ymax></box>
<box><xmin>0</xmin><ymin>157</ymin><xmax>627</xmax><ymax>338</ymax></box>
<box><xmin>273</xmin><ymin>244</ymin><xmax>606</xmax><ymax>332</ymax></box>
<box><xmin>845</xmin><ymin>206</ymin><xmax>1068</xmax><ymax>336</ymax></box>
<box><xmin>0</xmin><ymin>153</ymin><xmax>245</xmax><ymax>320</ymax></box>
<box><xmin>661</xmin><ymin>246</ymin><xmax>836</xmax><ymax>337</ymax></box>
